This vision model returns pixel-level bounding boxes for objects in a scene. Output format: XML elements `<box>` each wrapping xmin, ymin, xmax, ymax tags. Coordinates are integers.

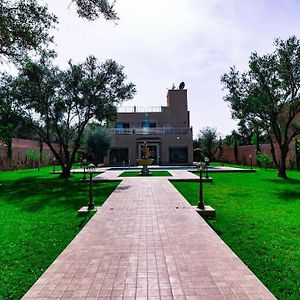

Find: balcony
<box><xmin>117</xmin><ymin>106</ymin><xmax>162</xmax><ymax>113</ymax></box>
<box><xmin>109</xmin><ymin>127</ymin><xmax>192</xmax><ymax>135</ymax></box>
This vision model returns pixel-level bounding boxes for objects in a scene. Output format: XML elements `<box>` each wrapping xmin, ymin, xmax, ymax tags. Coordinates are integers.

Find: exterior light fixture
<box><xmin>87</xmin><ymin>163</ymin><xmax>95</xmax><ymax>210</ymax></box>
<box><xmin>197</xmin><ymin>162</ymin><xmax>204</xmax><ymax>209</ymax></box>
<box><xmin>204</xmin><ymin>157</ymin><xmax>209</xmax><ymax>179</ymax></box>
<box><xmin>249</xmin><ymin>154</ymin><xmax>253</xmax><ymax>170</ymax></box>
<box><xmin>52</xmin><ymin>158</ymin><xmax>56</xmax><ymax>172</ymax></box>
<box><xmin>82</xmin><ymin>159</ymin><xmax>87</xmax><ymax>181</ymax></box>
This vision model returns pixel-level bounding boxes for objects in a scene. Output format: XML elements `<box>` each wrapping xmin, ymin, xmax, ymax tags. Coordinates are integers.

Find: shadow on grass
<box><xmin>0</xmin><ymin>175</ymin><xmax>118</xmax><ymax>212</ymax></box>
<box><xmin>277</xmin><ymin>190</ymin><xmax>300</xmax><ymax>201</ymax></box>
<box><xmin>263</xmin><ymin>178</ymin><xmax>300</xmax><ymax>185</ymax></box>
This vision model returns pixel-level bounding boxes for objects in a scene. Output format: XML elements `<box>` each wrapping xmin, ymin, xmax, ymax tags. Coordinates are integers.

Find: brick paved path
<box><xmin>23</xmin><ymin>177</ymin><xmax>276</xmax><ymax>300</ymax></box>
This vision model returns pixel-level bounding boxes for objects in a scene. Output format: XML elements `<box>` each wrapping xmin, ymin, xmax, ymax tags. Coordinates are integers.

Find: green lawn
<box><xmin>119</xmin><ymin>171</ymin><xmax>172</xmax><ymax>177</ymax></box>
<box><xmin>0</xmin><ymin>167</ymin><xmax>120</xmax><ymax>300</ymax></box>
<box><xmin>172</xmin><ymin>168</ymin><xmax>300</xmax><ymax>300</ymax></box>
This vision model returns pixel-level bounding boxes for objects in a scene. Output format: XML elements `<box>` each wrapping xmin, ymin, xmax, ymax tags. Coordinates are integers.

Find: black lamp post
<box><xmin>52</xmin><ymin>158</ymin><xmax>56</xmax><ymax>172</ymax></box>
<box><xmin>87</xmin><ymin>163</ymin><xmax>95</xmax><ymax>210</ymax></box>
<box><xmin>197</xmin><ymin>163</ymin><xmax>204</xmax><ymax>209</ymax></box>
<box><xmin>249</xmin><ymin>154</ymin><xmax>253</xmax><ymax>170</ymax></box>
<box><xmin>204</xmin><ymin>157</ymin><xmax>209</xmax><ymax>179</ymax></box>
<box><xmin>82</xmin><ymin>159</ymin><xmax>87</xmax><ymax>181</ymax></box>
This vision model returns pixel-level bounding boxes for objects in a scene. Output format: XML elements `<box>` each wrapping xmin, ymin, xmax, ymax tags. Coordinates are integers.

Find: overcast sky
<box><xmin>45</xmin><ymin>0</ymin><xmax>300</xmax><ymax>137</ymax></box>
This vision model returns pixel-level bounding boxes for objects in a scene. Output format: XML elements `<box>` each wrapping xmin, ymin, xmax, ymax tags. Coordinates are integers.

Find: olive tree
<box><xmin>221</xmin><ymin>36</ymin><xmax>300</xmax><ymax>178</ymax></box>
<box><xmin>4</xmin><ymin>52</ymin><xmax>135</xmax><ymax>177</ymax></box>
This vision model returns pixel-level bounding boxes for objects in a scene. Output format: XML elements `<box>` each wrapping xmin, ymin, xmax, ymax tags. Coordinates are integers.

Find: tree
<box><xmin>5</xmin><ymin>52</ymin><xmax>135</xmax><ymax>177</ymax></box>
<box><xmin>197</xmin><ymin>127</ymin><xmax>218</xmax><ymax>161</ymax></box>
<box><xmin>221</xmin><ymin>36</ymin><xmax>300</xmax><ymax>178</ymax></box>
<box><xmin>0</xmin><ymin>73</ymin><xmax>21</xmax><ymax>165</ymax></box>
<box><xmin>0</xmin><ymin>0</ymin><xmax>118</xmax><ymax>63</ymax></box>
<box><xmin>26</xmin><ymin>148</ymin><xmax>41</xmax><ymax>170</ymax></box>
<box><xmin>0</xmin><ymin>0</ymin><xmax>57</xmax><ymax>63</ymax></box>
<box><xmin>84</xmin><ymin>125</ymin><xmax>112</xmax><ymax>164</ymax></box>
<box><xmin>72</xmin><ymin>0</ymin><xmax>118</xmax><ymax>21</ymax></box>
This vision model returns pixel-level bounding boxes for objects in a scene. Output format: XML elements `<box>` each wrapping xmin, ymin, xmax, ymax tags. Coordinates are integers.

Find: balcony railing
<box><xmin>117</xmin><ymin>106</ymin><xmax>162</xmax><ymax>113</ymax></box>
<box><xmin>109</xmin><ymin>127</ymin><xmax>192</xmax><ymax>135</ymax></box>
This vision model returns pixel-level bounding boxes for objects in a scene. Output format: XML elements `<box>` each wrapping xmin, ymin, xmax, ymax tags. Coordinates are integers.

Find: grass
<box><xmin>0</xmin><ymin>167</ymin><xmax>120</xmax><ymax>300</ymax></box>
<box><xmin>119</xmin><ymin>171</ymin><xmax>172</xmax><ymax>177</ymax></box>
<box><xmin>172</xmin><ymin>168</ymin><xmax>300</xmax><ymax>300</ymax></box>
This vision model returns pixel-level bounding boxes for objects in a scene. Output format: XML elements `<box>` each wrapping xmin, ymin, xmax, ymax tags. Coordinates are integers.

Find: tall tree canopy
<box><xmin>0</xmin><ymin>0</ymin><xmax>118</xmax><ymax>63</ymax></box>
<box><xmin>196</xmin><ymin>127</ymin><xmax>218</xmax><ymax>161</ymax></box>
<box><xmin>221</xmin><ymin>36</ymin><xmax>300</xmax><ymax>178</ymax></box>
<box><xmin>83</xmin><ymin>125</ymin><xmax>112</xmax><ymax>165</ymax></box>
<box><xmin>72</xmin><ymin>0</ymin><xmax>118</xmax><ymax>21</ymax></box>
<box><xmin>2</xmin><ymin>52</ymin><xmax>135</xmax><ymax>177</ymax></box>
<box><xmin>0</xmin><ymin>74</ymin><xmax>20</xmax><ymax>163</ymax></box>
<box><xmin>0</xmin><ymin>0</ymin><xmax>57</xmax><ymax>63</ymax></box>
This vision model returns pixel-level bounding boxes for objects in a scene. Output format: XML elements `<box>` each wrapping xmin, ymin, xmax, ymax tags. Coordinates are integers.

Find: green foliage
<box><xmin>84</xmin><ymin>125</ymin><xmax>112</xmax><ymax>164</ymax></box>
<box><xmin>0</xmin><ymin>167</ymin><xmax>120</xmax><ymax>299</ymax></box>
<box><xmin>0</xmin><ymin>0</ymin><xmax>57</xmax><ymax>62</ymax></box>
<box><xmin>196</xmin><ymin>127</ymin><xmax>218</xmax><ymax>160</ymax></box>
<box><xmin>26</xmin><ymin>148</ymin><xmax>41</xmax><ymax>164</ymax></box>
<box><xmin>0</xmin><ymin>74</ymin><xmax>22</xmax><ymax>162</ymax></box>
<box><xmin>173</xmin><ymin>169</ymin><xmax>300</xmax><ymax>300</ymax></box>
<box><xmin>0</xmin><ymin>0</ymin><xmax>119</xmax><ymax>63</ymax></box>
<box><xmin>256</xmin><ymin>151</ymin><xmax>273</xmax><ymax>169</ymax></box>
<box><xmin>73</xmin><ymin>0</ymin><xmax>118</xmax><ymax>21</ymax></box>
<box><xmin>221</xmin><ymin>36</ymin><xmax>300</xmax><ymax>178</ymax></box>
<box><xmin>2</xmin><ymin>52</ymin><xmax>135</xmax><ymax>177</ymax></box>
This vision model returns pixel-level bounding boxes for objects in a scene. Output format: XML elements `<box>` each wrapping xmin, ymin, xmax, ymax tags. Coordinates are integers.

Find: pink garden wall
<box><xmin>0</xmin><ymin>138</ymin><xmax>60</xmax><ymax>170</ymax></box>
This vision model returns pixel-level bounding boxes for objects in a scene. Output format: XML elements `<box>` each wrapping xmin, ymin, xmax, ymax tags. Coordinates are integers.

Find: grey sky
<box><xmin>45</xmin><ymin>0</ymin><xmax>300</xmax><ymax>137</ymax></box>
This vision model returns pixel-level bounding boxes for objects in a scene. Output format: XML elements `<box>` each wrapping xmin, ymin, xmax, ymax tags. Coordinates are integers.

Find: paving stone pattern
<box><xmin>23</xmin><ymin>177</ymin><xmax>276</xmax><ymax>300</ymax></box>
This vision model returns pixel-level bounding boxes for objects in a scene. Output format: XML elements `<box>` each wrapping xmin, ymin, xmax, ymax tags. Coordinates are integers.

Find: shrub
<box><xmin>256</xmin><ymin>152</ymin><xmax>273</xmax><ymax>169</ymax></box>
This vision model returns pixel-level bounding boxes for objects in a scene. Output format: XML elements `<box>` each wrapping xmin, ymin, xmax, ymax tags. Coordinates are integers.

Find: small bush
<box><xmin>256</xmin><ymin>152</ymin><xmax>273</xmax><ymax>169</ymax></box>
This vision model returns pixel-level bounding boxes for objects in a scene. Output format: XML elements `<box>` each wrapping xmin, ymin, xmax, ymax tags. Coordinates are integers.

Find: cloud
<box><xmin>26</xmin><ymin>0</ymin><xmax>300</xmax><ymax>135</ymax></box>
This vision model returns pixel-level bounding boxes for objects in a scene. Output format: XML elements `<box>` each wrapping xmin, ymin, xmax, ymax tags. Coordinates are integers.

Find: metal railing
<box><xmin>117</xmin><ymin>106</ymin><xmax>162</xmax><ymax>113</ymax></box>
<box><xmin>109</xmin><ymin>127</ymin><xmax>192</xmax><ymax>135</ymax></box>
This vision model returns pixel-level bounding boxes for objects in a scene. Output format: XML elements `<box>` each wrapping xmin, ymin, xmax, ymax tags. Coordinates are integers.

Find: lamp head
<box><xmin>197</xmin><ymin>162</ymin><xmax>203</xmax><ymax>171</ymax></box>
<box><xmin>87</xmin><ymin>163</ymin><xmax>95</xmax><ymax>172</ymax></box>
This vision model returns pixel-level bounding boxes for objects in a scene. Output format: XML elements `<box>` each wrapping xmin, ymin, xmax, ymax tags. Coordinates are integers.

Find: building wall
<box><xmin>107</xmin><ymin>132</ymin><xmax>193</xmax><ymax>166</ymax></box>
<box><xmin>104</xmin><ymin>89</ymin><xmax>194</xmax><ymax>166</ymax></box>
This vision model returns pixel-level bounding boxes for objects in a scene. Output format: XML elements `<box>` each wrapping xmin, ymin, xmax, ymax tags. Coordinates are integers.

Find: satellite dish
<box><xmin>179</xmin><ymin>82</ymin><xmax>185</xmax><ymax>89</ymax></box>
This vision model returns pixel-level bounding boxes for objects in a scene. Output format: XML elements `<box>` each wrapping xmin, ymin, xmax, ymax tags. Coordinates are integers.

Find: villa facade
<box><xmin>103</xmin><ymin>88</ymin><xmax>193</xmax><ymax>166</ymax></box>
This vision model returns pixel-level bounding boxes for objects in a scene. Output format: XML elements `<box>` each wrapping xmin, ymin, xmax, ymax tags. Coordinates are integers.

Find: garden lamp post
<box><xmin>87</xmin><ymin>163</ymin><xmax>95</xmax><ymax>210</ymax></box>
<box><xmin>249</xmin><ymin>154</ymin><xmax>253</xmax><ymax>170</ymax></box>
<box><xmin>197</xmin><ymin>162</ymin><xmax>204</xmax><ymax>209</ymax></box>
<box><xmin>204</xmin><ymin>157</ymin><xmax>209</xmax><ymax>179</ymax></box>
<box><xmin>82</xmin><ymin>159</ymin><xmax>87</xmax><ymax>181</ymax></box>
<box><xmin>52</xmin><ymin>158</ymin><xmax>56</xmax><ymax>172</ymax></box>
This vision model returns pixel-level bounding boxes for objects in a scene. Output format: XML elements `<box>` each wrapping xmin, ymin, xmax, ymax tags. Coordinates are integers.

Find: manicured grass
<box><xmin>0</xmin><ymin>167</ymin><xmax>120</xmax><ymax>300</ymax></box>
<box><xmin>172</xmin><ymin>168</ymin><xmax>300</xmax><ymax>300</ymax></box>
<box><xmin>119</xmin><ymin>171</ymin><xmax>172</xmax><ymax>177</ymax></box>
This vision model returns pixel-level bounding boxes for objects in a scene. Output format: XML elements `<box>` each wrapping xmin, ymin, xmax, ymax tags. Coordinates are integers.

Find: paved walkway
<box><xmin>23</xmin><ymin>176</ymin><xmax>276</xmax><ymax>300</ymax></box>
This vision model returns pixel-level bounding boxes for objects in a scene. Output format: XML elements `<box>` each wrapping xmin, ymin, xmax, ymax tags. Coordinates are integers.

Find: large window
<box><xmin>115</xmin><ymin>122</ymin><xmax>130</xmax><ymax>128</ymax></box>
<box><xmin>115</xmin><ymin>123</ymin><xmax>130</xmax><ymax>134</ymax></box>
<box><xmin>169</xmin><ymin>147</ymin><xmax>188</xmax><ymax>163</ymax></box>
<box><xmin>142</xmin><ymin>122</ymin><xmax>156</xmax><ymax>128</ymax></box>
<box><xmin>110</xmin><ymin>148</ymin><xmax>129</xmax><ymax>165</ymax></box>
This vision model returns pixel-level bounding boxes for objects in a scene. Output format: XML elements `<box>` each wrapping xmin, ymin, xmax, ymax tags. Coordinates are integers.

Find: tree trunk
<box><xmin>269</xmin><ymin>136</ymin><xmax>279</xmax><ymax>169</ymax></box>
<box><xmin>60</xmin><ymin>163</ymin><xmax>72</xmax><ymax>178</ymax></box>
<box><xmin>6</xmin><ymin>137</ymin><xmax>13</xmax><ymax>168</ymax></box>
<box><xmin>277</xmin><ymin>146</ymin><xmax>288</xmax><ymax>179</ymax></box>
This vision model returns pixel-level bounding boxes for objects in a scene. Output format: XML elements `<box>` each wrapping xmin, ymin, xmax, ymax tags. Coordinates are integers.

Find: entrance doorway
<box><xmin>137</xmin><ymin>143</ymin><xmax>160</xmax><ymax>165</ymax></box>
